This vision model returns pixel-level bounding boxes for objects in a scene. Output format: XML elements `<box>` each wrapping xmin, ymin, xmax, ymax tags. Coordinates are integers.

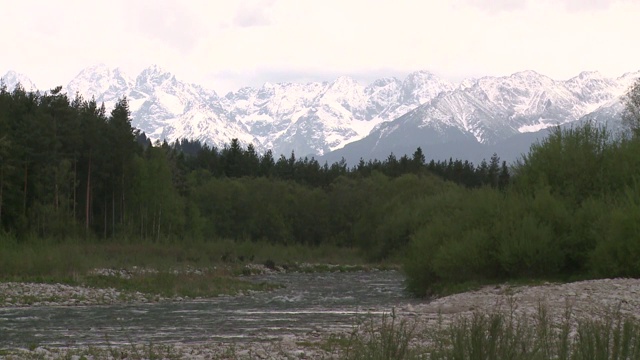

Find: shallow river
<box><xmin>0</xmin><ymin>271</ymin><xmax>418</xmax><ymax>349</ymax></box>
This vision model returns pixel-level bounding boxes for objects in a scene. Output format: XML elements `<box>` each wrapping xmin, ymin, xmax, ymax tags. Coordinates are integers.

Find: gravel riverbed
<box><xmin>2</xmin><ymin>276</ymin><xmax>640</xmax><ymax>359</ymax></box>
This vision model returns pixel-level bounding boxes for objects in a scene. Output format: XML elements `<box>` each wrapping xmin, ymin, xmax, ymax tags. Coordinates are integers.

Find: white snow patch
<box><xmin>519</xmin><ymin>122</ymin><xmax>550</xmax><ymax>133</ymax></box>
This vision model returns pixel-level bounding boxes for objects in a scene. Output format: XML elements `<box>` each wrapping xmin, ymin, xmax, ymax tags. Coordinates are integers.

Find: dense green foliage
<box><xmin>405</xmin><ymin>121</ymin><xmax>640</xmax><ymax>296</ymax></box>
<box><xmin>3</xmin><ymin>80</ymin><xmax>640</xmax><ymax>297</ymax></box>
<box><xmin>0</xmin><ymin>83</ymin><xmax>506</xmax><ymax>257</ymax></box>
<box><xmin>623</xmin><ymin>78</ymin><xmax>640</xmax><ymax>136</ymax></box>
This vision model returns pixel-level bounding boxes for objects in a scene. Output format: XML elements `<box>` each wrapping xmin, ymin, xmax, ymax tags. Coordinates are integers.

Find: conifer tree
<box><xmin>622</xmin><ymin>78</ymin><xmax>640</xmax><ymax>137</ymax></box>
<box><xmin>107</xmin><ymin>97</ymin><xmax>137</xmax><ymax>231</ymax></box>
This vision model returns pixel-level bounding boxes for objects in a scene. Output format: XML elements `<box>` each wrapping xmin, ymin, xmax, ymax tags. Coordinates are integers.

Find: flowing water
<box><xmin>0</xmin><ymin>271</ymin><xmax>417</xmax><ymax>349</ymax></box>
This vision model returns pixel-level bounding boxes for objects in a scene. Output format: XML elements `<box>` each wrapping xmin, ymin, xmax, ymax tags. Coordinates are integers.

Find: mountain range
<box><xmin>2</xmin><ymin>65</ymin><xmax>638</xmax><ymax>164</ymax></box>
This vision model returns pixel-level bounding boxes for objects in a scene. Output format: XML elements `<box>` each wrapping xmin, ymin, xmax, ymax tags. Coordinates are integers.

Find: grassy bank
<box><xmin>5</xmin><ymin>303</ymin><xmax>639</xmax><ymax>359</ymax></box>
<box><xmin>339</xmin><ymin>305</ymin><xmax>640</xmax><ymax>360</ymax></box>
<box><xmin>0</xmin><ymin>235</ymin><xmax>372</xmax><ymax>299</ymax></box>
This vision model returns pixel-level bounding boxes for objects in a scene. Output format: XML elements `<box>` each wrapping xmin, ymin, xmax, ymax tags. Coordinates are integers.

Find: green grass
<box><xmin>0</xmin><ymin>236</ymin><xmax>370</xmax><ymax>279</ymax></box>
<box><xmin>341</xmin><ymin>304</ymin><xmax>640</xmax><ymax>360</ymax></box>
<box><xmin>343</xmin><ymin>310</ymin><xmax>420</xmax><ymax>360</ymax></box>
<box><xmin>0</xmin><ymin>235</ymin><xmax>380</xmax><ymax>300</ymax></box>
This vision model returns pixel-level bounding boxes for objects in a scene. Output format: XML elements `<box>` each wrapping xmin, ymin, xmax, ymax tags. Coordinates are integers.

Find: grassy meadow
<box><xmin>0</xmin><ymin>234</ymin><xmax>371</xmax><ymax>298</ymax></box>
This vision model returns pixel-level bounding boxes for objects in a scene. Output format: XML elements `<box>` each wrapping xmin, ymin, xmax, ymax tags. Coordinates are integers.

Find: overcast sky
<box><xmin>2</xmin><ymin>0</ymin><xmax>639</xmax><ymax>94</ymax></box>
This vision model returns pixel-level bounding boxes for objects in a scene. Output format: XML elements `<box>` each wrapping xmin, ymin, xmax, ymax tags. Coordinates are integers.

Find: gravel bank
<box><xmin>396</xmin><ymin>277</ymin><xmax>640</xmax><ymax>326</ymax></box>
<box><xmin>0</xmin><ymin>282</ymin><xmax>159</xmax><ymax>307</ymax></box>
<box><xmin>2</xmin><ymin>278</ymin><xmax>640</xmax><ymax>359</ymax></box>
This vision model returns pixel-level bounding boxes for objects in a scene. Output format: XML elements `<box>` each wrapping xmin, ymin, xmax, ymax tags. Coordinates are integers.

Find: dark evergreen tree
<box><xmin>259</xmin><ymin>149</ymin><xmax>275</xmax><ymax>177</ymax></box>
<box><xmin>622</xmin><ymin>78</ymin><xmax>640</xmax><ymax>136</ymax></box>
<box><xmin>487</xmin><ymin>153</ymin><xmax>501</xmax><ymax>188</ymax></box>
<box><xmin>106</xmin><ymin>97</ymin><xmax>137</xmax><ymax>235</ymax></box>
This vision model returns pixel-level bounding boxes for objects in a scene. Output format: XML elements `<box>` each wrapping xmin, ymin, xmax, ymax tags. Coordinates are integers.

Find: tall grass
<box><xmin>343</xmin><ymin>304</ymin><xmax>640</xmax><ymax>360</ymax></box>
<box><xmin>343</xmin><ymin>310</ymin><xmax>419</xmax><ymax>360</ymax></box>
<box><xmin>0</xmin><ymin>234</ymin><xmax>366</xmax><ymax>281</ymax></box>
<box><xmin>0</xmin><ymin>233</ymin><xmax>90</xmax><ymax>281</ymax></box>
<box><xmin>0</xmin><ymin>234</ymin><xmax>367</xmax><ymax>298</ymax></box>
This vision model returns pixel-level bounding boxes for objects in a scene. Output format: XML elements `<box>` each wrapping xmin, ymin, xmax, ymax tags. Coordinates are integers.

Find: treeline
<box><xmin>4</xmin><ymin>80</ymin><xmax>640</xmax><ymax>297</ymax></box>
<box><xmin>0</xmin><ymin>82</ymin><xmax>508</xmax><ymax>247</ymax></box>
<box><xmin>173</xmin><ymin>138</ymin><xmax>510</xmax><ymax>189</ymax></box>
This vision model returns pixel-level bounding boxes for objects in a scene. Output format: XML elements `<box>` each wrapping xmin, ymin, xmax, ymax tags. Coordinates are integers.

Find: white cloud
<box><xmin>1</xmin><ymin>0</ymin><xmax>638</xmax><ymax>94</ymax></box>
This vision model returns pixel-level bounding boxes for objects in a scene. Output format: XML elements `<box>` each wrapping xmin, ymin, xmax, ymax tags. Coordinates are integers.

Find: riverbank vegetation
<box><xmin>4</xmin><ymin>303</ymin><xmax>639</xmax><ymax>359</ymax></box>
<box><xmin>404</xmin><ymin>121</ymin><xmax>640</xmax><ymax>296</ymax></box>
<box><xmin>0</xmin><ymin>83</ymin><xmax>506</xmax><ymax>280</ymax></box>
<box><xmin>2</xmin><ymin>79</ymin><xmax>640</xmax><ymax>298</ymax></box>
<box><xmin>0</xmin><ymin>237</ymin><xmax>366</xmax><ymax>299</ymax></box>
<box><xmin>342</xmin><ymin>305</ymin><xmax>640</xmax><ymax>360</ymax></box>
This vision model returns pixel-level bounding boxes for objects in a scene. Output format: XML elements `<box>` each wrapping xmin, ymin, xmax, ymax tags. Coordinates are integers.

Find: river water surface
<box><xmin>1</xmin><ymin>271</ymin><xmax>417</xmax><ymax>349</ymax></box>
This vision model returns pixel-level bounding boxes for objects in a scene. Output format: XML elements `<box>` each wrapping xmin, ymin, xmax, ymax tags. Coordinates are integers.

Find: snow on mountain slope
<box><xmin>64</xmin><ymin>65</ymin><xmax>252</xmax><ymax>149</ymax></box>
<box><xmin>1</xmin><ymin>71</ymin><xmax>37</xmax><ymax>92</ymax></box>
<box><xmin>369</xmin><ymin>69</ymin><xmax>639</xmax><ymax>148</ymax></box>
<box><xmin>129</xmin><ymin>65</ymin><xmax>224</xmax><ymax>140</ymax></box>
<box><xmin>3</xmin><ymin>65</ymin><xmax>638</xmax><ymax>160</ymax></box>
<box><xmin>221</xmin><ymin>71</ymin><xmax>455</xmax><ymax>156</ymax></box>
<box><xmin>575</xmin><ymin>71</ymin><xmax>640</xmax><ymax>131</ymax></box>
<box><xmin>66</xmin><ymin>64</ymin><xmax>133</xmax><ymax>108</ymax></box>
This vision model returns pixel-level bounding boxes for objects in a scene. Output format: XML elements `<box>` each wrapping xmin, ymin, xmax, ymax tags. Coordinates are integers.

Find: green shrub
<box><xmin>403</xmin><ymin>188</ymin><xmax>468</xmax><ymax>296</ymax></box>
<box><xmin>589</xmin><ymin>185</ymin><xmax>640</xmax><ymax>277</ymax></box>
<box><xmin>513</xmin><ymin>122</ymin><xmax>613</xmax><ymax>204</ymax></box>
<box><xmin>432</xmin><ymin>228</ymin><xmax>495</xmax><ymax>283</ymax></box>
<box><xmin>497</xmin><ymin>215</ymin><xmax>563</xmax><ymax>277</ymax></box>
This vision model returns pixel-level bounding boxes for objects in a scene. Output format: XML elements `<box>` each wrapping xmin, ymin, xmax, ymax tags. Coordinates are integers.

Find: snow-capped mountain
<box><xmin>64</xmin><ymin>64</ymin><xmax>253</xmax><ymax>147</ymax></box>
<box><xmin>220</xmin><ymin>70</ymin><xmax>453</xmax><ymax>156</ymax></box>
<box><xmin>63</xmin><ymin>66</ymin><xmax>457</xmax><ymax>155</ymax></box>
<box><xmin>66</xmin><ymin>64</ymin><xmax>134</xmax><ymax>108</ymax></box>
<box><xmin>323</xmin><ymin>70</ymin><xmax>639</xmax><ymax>165</ymax></box>
<box><xmin>2</xmin><ymin>66</ymin><xmax>638</xmax><ymax>163</ymax></box>
<box><xmin>1</xmin><ymin>71</ymin><xmax>37</xmax><ymax>92</ymax></box>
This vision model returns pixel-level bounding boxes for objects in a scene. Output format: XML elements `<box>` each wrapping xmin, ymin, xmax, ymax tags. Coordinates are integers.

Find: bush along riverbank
<box><xmin>404</xmin><ymin>121</ymin><xmax>640</xmax><ymax>297</ymax></box>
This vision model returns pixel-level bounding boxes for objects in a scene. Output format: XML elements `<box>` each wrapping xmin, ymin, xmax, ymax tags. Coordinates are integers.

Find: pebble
<box><xmin>0</xmin><ymin>282</ymin><xmax>156</xmax><ymax>307</ymax></box>
<box><xmin>3</xmin><ymin>276</ymin><xmax>640</xmax><ymax>359</ymax></box>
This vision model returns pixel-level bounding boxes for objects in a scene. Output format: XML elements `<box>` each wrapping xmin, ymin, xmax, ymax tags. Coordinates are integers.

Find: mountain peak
<box><xmin>367</xmin><ymin>77</ymin><xmax>401</xmax><ymax>87</ymax></box>
<box><xmin>138</xmin><ymin>65</ymin><xmax>173</xmax><ymax>79</ymax></box>
<box><xmin>407</xmin><ymin>70</ymin><xmax>438</xmax><ymax>78</ymax></box>
<box><xmin>510</xmin><ymin>70</ymin><xmax>544</xmax><ymax>79</ymax></box>
<box><xmin>72</xmin><ymin>64</ymin><xmax>116</xmax><ymax>79</ymax></box>
<box><xmin>1</xmin><ymin>70</ymin><xmax>37</xmax><ymax>91</ymax></box>
<box><xmin>5</xmin><ymin>65</ymin><xmax>635</xmax><ymax>165</ymax></box>
<box><xmin>331</xmin><ymin>75</ymin><xmax>359</xmax><ymax>86</ymax></box>
<box><xmin>577</xmin><ymin>70</ymin><xmax>603</xmax><ymax>79</ymax></box>
<box><xmin>136</xmin><ymin>65</ymin><xmax>176</xmax><ymax>89</ymax></box>
<box><xmin>457</xmin><ymin>77</ymin><xmax>477</xmax><ymax>90</ymax></box>
<box><xmin>325</xmin><ymin>76</ymin><xmax>362</xmax><ymax>96</ymax></box>
<box><xmin>143</xmin><ymin>64</ymin><xmax>168</xmax><ymax>75</ymax></box>
<box><xmin>401</xmin><ymin>70</ymin><xmax>453</xmax><ymax>104</ymax></box>
<box><xmin>618</xmin><ymin>71</ymin><xmax>640</xmax><ymax>83</ymax></box>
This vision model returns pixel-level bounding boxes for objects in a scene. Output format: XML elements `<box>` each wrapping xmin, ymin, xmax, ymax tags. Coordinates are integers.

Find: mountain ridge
<box><xmin>2</xmin><ymin>66</ymin><xmax>638</xmax><ymax>163</ymax></box>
